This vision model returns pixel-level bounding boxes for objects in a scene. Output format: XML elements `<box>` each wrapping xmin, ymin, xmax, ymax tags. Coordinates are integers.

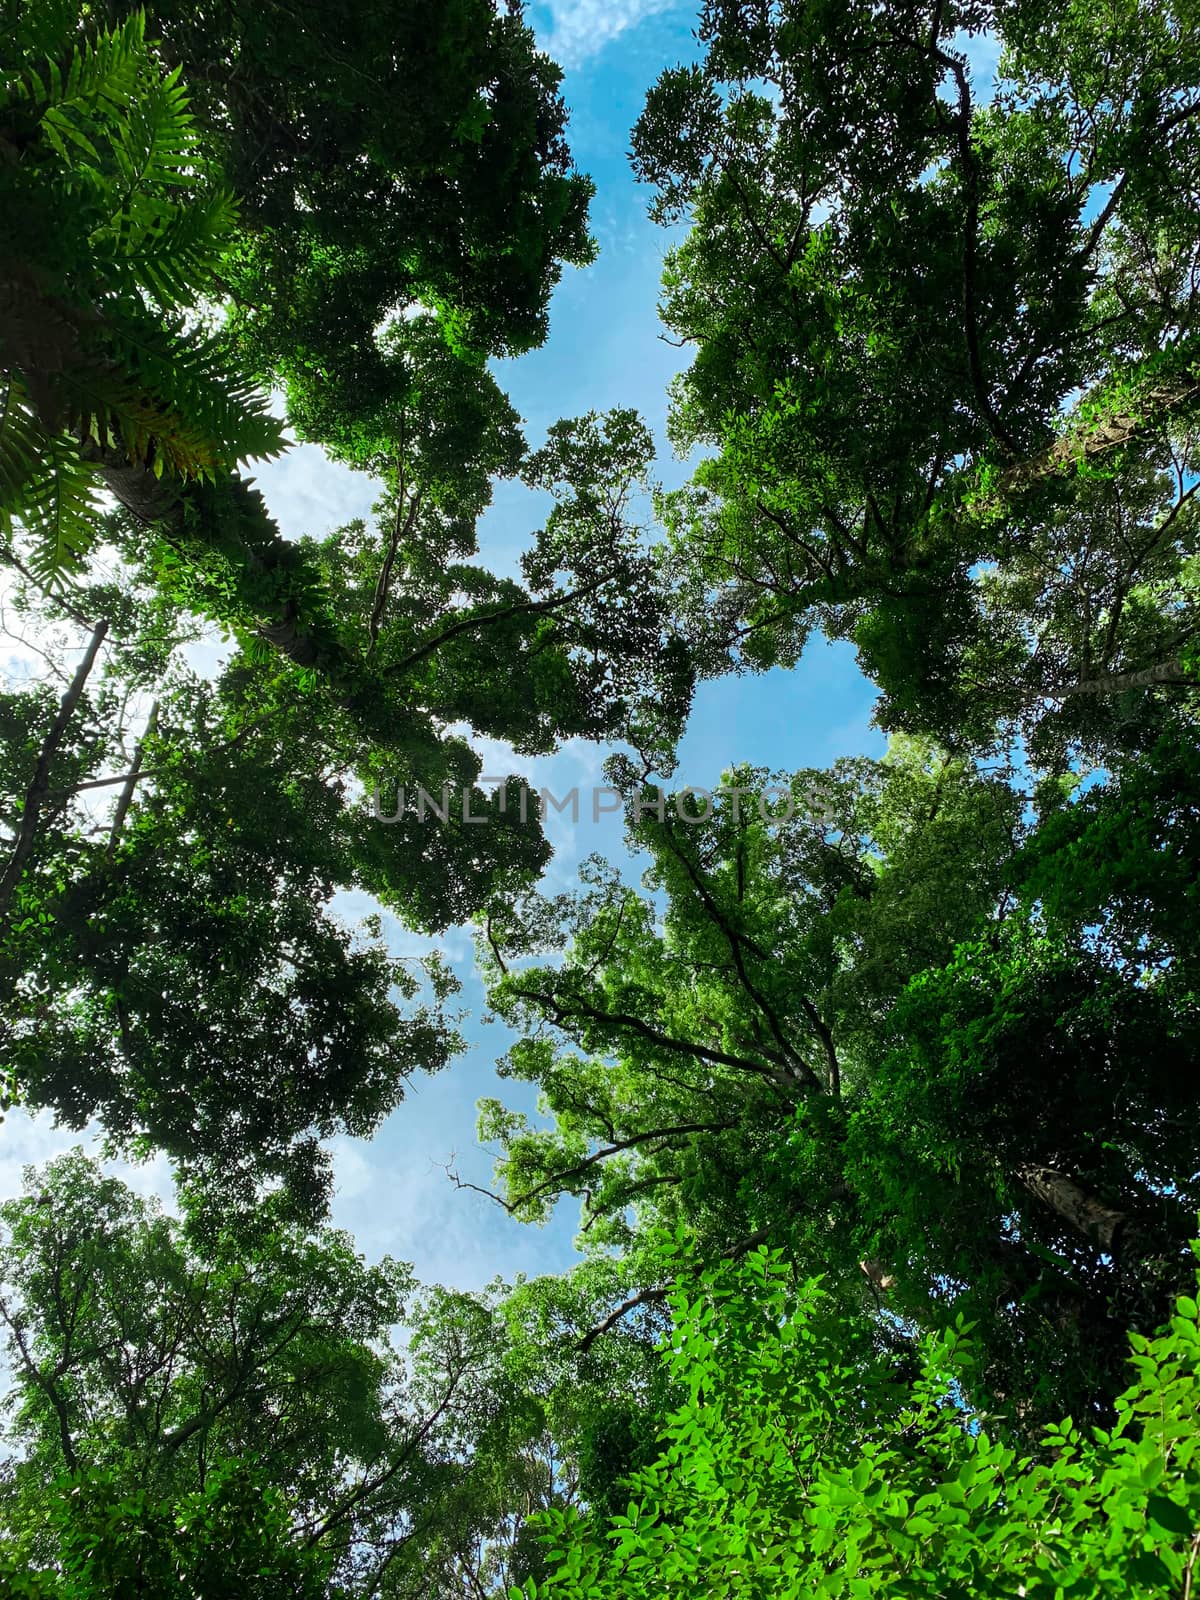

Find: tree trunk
<box><xmin>1016</xmin><ymin>1165</ymin><xmax>1131</xmax><ymax>1254</ymax></box>
<box><xmin>81</xmin><ymin>440</ymin><xmax>337</xmax><ymax>675</ymax></box>
<box><xmin>1061</xmin><ymin>658</ymin><xmax>1189</xmax><ymax>696</ymax></box>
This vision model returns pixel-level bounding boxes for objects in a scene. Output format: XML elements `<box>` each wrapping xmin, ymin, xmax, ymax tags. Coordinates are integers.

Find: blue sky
<box><xmin>3</xmin><ymin>0</ymin><xmax>904</xmax><ymax>1286</ymax></box>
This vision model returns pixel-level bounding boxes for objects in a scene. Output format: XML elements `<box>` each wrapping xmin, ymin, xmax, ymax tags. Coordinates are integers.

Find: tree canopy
<box><xmin>1</xmin><ymin>0</ymin><xmax>1199</xmax><ymax>1593</ymax></box>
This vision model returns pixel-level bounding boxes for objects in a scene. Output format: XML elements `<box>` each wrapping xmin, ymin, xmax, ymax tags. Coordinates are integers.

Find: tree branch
<box><xmin>0</xmin><ymin>1293</ymin><xmax>79</xmax><ymax>1471</ymax></box>
<box><xmin>0</xmin><ymin>616</ymin><xmax>108</xmax><ymax>925</ymax></box>
<box><xmin>367</xmin><ymin>486</ymin><xmax>421</xmax><ymax>649</ymax></box>
<box><xmin>576</xmin><ymin>1228</ymin><xmax>773</xmax><ymax>1352</ymax></box>
<box><xmin>654</xmin><ymin>816</ymin><xmax>826</xmax><ymax>1094</ymax></box>
<box><xmin>456</xmin><ymin>1117</ymin><xmax>741</xmax><ymax>1217</ymax></box>
<box><xmin>1058</xmin><ymin>657</ymin><xmax>1190</xmax><ymax>696</ymax></box>
<box><xmin>994</xmin><ymin>368</ymin><xmax>1200</xmax><ymax>502</ymax></box>
<box><xmin>385</xmin><ymin>566</ymin><xmax>619</xmax><ymax>681</ymax></box>
<box><xmin>107</xmin><ymin>699</ymin><xmax>157</xmax><ymax>853</ymax></box>
<box><xmin>512</xmin><ymin>981</ymin><xmax>801</xmax><ymax>1093</ymax></box>
<box><xmin>891</xmin><ymin>35</ymin><xmax>1017</xmax><ymax>457</ymax></box>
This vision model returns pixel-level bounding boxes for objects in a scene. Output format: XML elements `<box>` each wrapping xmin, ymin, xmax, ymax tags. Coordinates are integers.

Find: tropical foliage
<box><xmin>0</xmin><ymin>0</ymin><xmax>1198</xmax><ymax>1593</ymax></box>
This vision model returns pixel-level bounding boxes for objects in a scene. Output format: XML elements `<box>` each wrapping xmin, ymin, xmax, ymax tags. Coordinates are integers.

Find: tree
<box><xmin>0</xmin><ymin>5</ymin><xmax>694</xmax><ymax>1195</ymax></box>
<box><xmin>0</xmin><ymin>547</ymin><xmax>471</xmax><ymax>1207</ymax></box>
<box><xmin>360</xmin><ymin>1269</ymin><xmax>649</xmax><ymax>1600</ymax></box>
<box><xmin>0</xmin><ymin>1155</ymin><xmax>412</xmax><ymax>1546</ymax></box>
<box><xmin>634</xmin><ymin>0</ymin><xmax>1200</xmax><ymax>772</ymax></box>
<box><xmin>475</xmin><ymin>746</ymin><xmax>1200</xmax><ymax>1424</ymax></box>
<box><xmin>0</xmin><ymin>1154</ymin><xmax>502</xmax><ymax>1594</ymax></box>
<box><xmin>121</xmin><ymin>0</ymin><xmax>595</xmax><ymax>366</ymax></box>
<box><xmin>0</xmin><ymin>402</ymin><xmax>692</xmax><ymax>1198</ymax></box>
<box><xmin>0</xmin><ymin>1153</ymin><xmax>675</xmax><ymax>1599</ymax></box>
<box><xmin>0</xmin><ymin>1462</ymin><xmax>329</xmax><ymax>1599</ymax></box>
<box><xmin>2</xmin><ymin>0</ymin><xmax>594</xmax><ymax>688</ymax></box>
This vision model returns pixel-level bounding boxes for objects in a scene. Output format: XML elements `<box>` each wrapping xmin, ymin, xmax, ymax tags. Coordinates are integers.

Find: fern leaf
<box><xmin>0</xmin><ymin>379</ymin><xmax>49</xmax><ymax>519</ymax></box>
<box><xmin>1</xmin><ymin>11</ymin><xmax>145</xmax><ymax>116</ymax></box>
<box><xmin>107</xmin><ymin>318</ymin><xmax>288</xmax><ymax>472</ymax></box>
<box><xmin>11</xmin><ymin>434</ymin><xmax>101</xmax><ymax>581</ymax></box>
<box><xmin>130</xmin><ymin>191</ymin><xmax>239</xmax><ymax>308</ymax></box>
<box><xmin>61</xmin><ymin>12</ymin><xmax>146</xmax><ymax>112</ymax></box>
<box><xmin>111</xmin><ymin>69</ymin><xmax>200</xmax><ymax>200</ymax></box>
<box><xmin>53</xmin><ymin>322</ymin><xmax>287</xmax><ymax>484</ymax></box>
<box><xmin>38</xmin><ymin>111</ymin><xmax>100</xmax><ymax>164</ymax></box>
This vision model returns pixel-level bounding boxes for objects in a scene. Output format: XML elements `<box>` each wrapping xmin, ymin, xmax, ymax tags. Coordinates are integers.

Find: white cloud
<box><xmin>327</xmin><ymin>1129</ymin><xmax>579</xmax><ymax>1291</ymax></box>
<box><xmin>249</xmin><ymin>432</ymin><xmax>380</xmax><ymax>545</ymax></box>
<box><xmin>328</xmin><ymin>1135</ymin><xmax>378</xmax><ymax>1205</ymax></box>
<box><xmin>0</xmin><ymin>1109</ymin><xmax>176</xmax><ymax>1213</ymax></box>
<box><xmin>540</xmin><ymin>0</ymin><xmax>682</xmax><ymax>66</ymax></box>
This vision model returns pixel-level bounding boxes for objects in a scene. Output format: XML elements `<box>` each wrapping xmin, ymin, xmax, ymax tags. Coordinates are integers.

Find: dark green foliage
<box><xmin>0</xmin><ymin>9</ymin><xmax>690</xmax><ymax>1197</ymax></box>
<box><xmin>123</xmin><ymin>0</ymin><xmax>595</xmax><ymax>370</ymax></box>
<box><xmin>19</xmin><ymin>1463</ymin><xmax>327</xmax><ymax>1599</ymax></box>
<box><xmin>0</xmin><ymin>562</ymin><xmax>468</xmax><ymax>1206</ymax></box>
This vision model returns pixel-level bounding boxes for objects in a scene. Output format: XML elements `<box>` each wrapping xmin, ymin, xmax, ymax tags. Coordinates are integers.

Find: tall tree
<box><xmin>476</xmin><ymin>747</ymin><xmax>1200</xmax><ymax>1425</ymax></box>
<box><xmin>0</xmin><ymin>546</ymin><xmax>477</xmax><ymax>1207</ymax></box>
<box><xmin>1</xmin><ymin>0</ymin><xmax>612</xmax><ymax>711</ymax></box>
<box><xmin>634</xmin><ymin>0</ymin><xmax>1200</xmax><ymax>772</ymax></box>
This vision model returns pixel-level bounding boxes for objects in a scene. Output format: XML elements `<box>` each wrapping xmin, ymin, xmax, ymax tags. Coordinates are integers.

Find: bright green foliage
<box><xmin>636</xmin><ymin>0</ymin><xmax>1200</xmax><ymax>770</ymax></box>
<box><xmin>521</xmin><ymin>1247</ymin><xmax>1200</xmax><ymax>1600</ymax></box>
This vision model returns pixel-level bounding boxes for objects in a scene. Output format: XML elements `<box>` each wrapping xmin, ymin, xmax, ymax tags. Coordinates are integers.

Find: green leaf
<box><xmin>1130</xmin><ymin>1552</ymin><xmax>1174</xmax><ymax>1588</ymax></box>
<box><xmin>1146</xmin><ymin>1496</ymin><xmax>1194</xmax><ymax>1536</ymax></box>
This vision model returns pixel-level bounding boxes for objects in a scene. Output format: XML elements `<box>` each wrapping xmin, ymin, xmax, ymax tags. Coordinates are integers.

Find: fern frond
<box><xmin>60</xmin><ymin>12</ymin><xmax>147</xmax><ymax>112</ymax></box>
<box><xmin>54</xmin><ymin>321</ymin><xmax>287</xmax><ymax>481</ymax></box>
<box><xmin>1</xmin><ymin>12</ymin><xmax>147</xmax><ymax>115</ymax></box>
<box><xmin>116</xmin><ymin>322</ymin><xmax>288</xmax><ymax>471</ymax></box>
<box><xmin>5</xmin><ymin>12</ymin><xmax>149</xmax><ymax>207</ymax></box>
<box><xmin>0</xmin><ymin>5</ymin><xmax>283</xmax><ymax>560</ymax></box>
<box><xmin>5</xmin><ymin>429</ymin><xmax>102</xmax><ymax>581</ymax></box>
<box><xmin>0</xmin><ymin>378</ymin><xmax>49</xmax><ymax>520</ymax></box>
<box><xmin>116</xmin><ymin>190</ymin><xmax>238</xmax><ymax>309</ymax></box>
<box><xmin>109</xmin><ymin>67</ymin><xmax>199</xmax><ymax>205</ymax></box>
<box><xmin>37</xmin><ymin>110</ymin><xmax>100</xmax><ymax>166</ymax></box>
